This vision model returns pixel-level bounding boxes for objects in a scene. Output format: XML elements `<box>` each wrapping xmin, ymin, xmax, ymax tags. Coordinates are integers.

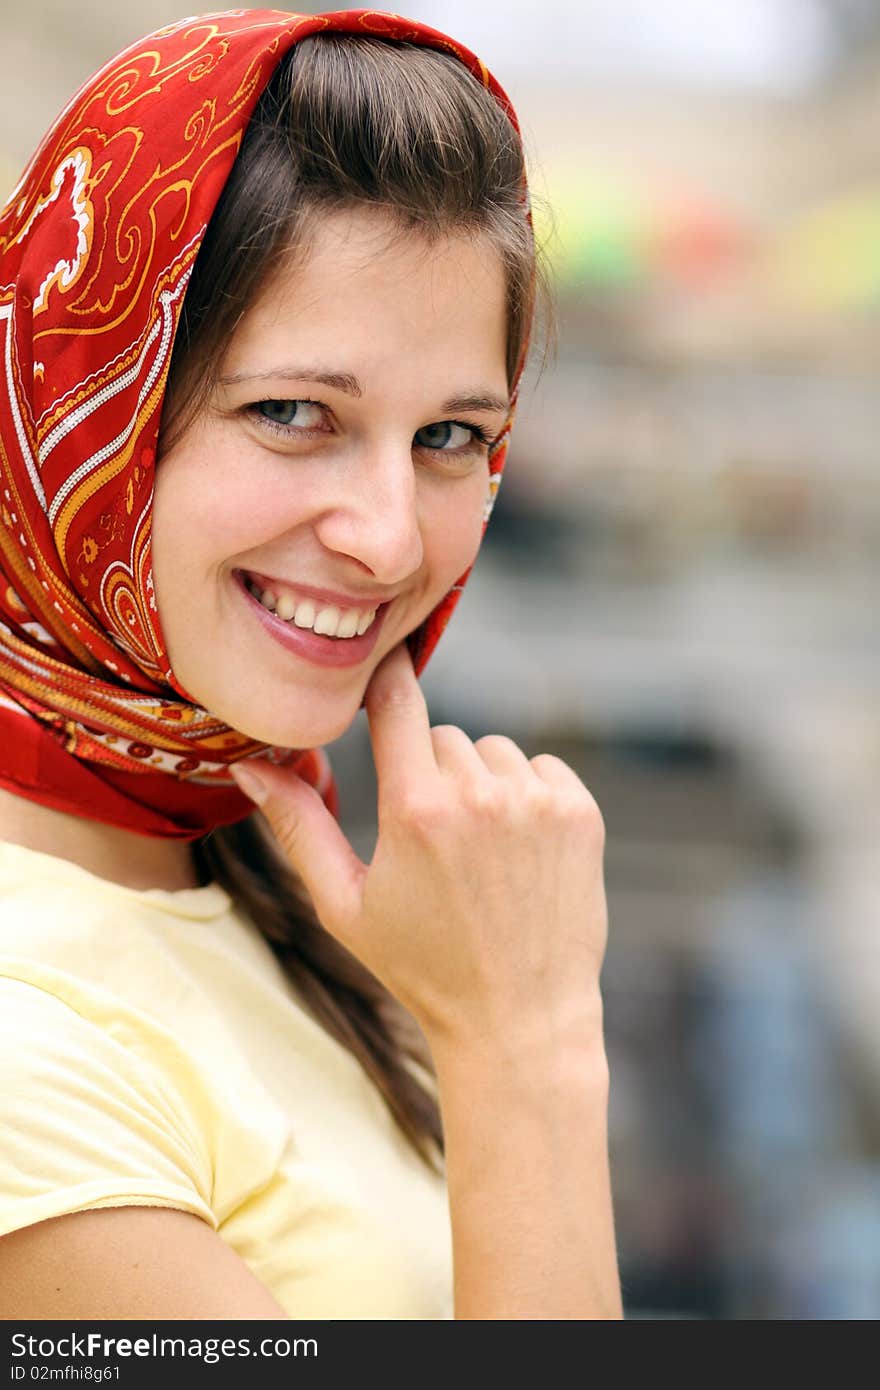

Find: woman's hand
<box><xmin>230</xmin><ymin>642</ymin><xmax>608</xmax><ymax>1058</ymax></box>
<box><xmin>231</xmin><ymin>644</ymin><xmax>621</xmax><ymax>1318</ymax></box>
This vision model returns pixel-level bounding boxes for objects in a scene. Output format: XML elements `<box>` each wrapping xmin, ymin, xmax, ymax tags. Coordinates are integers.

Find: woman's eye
<box><xmin>255</xmin><ymin>399</ymin><xmax>325</xmax><ymax>430</ymax></box>
<box><xmin>414</xmin><ymin>421</ymin><xmax>482</xmax><ymax>451</ymax></box>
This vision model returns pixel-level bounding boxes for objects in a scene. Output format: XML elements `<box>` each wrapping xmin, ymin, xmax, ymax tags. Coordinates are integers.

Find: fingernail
<box><xmin>229</xmin><ymin>763</ymin><xmax>268</xmax><ymax>805</ymax></box>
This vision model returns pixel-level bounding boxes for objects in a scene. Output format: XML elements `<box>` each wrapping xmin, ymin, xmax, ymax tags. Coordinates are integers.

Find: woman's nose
<box><xmin>313</xmin><ymin>445</ymin><xmax>425</xmax><ymax>582</ymax></box>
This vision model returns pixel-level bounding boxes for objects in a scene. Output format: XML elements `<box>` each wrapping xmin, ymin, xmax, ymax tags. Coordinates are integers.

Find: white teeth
<box><xmin>293</xmin><ymin>599</ymin><xmax>316</xmax><ymax>629</ymax></box>
<box><xmin>245</xmin><ymin>575</ymin><xmax>377</xmax><ymax>638</ymax></box>
<box><xmin>313</xmin><ymin>606</ymin><xmax>340</xmax><ymax>636</ymax></box>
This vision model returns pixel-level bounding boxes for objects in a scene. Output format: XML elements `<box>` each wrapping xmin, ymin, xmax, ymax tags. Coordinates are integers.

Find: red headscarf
<box><xmin>0</xmin><ymin>9</ymin><xmax>530</xmax><ymax>841</ymax></box>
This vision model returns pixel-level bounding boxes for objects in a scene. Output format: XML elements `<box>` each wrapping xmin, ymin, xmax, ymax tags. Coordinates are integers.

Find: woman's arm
<box><xmin>233</xmin><ymin>643</ymin><xmax>622</xmax><ymax>1320</ymax></box>
<box><xmin>435</xmin><ymin>1038</ymin><xmax>618</xmax><ymax>1320</ymax></box>
<box><xmin>0</xmin><ymin>1207</ymin><xmax>289</xmax><ymax>1319</ymax></box>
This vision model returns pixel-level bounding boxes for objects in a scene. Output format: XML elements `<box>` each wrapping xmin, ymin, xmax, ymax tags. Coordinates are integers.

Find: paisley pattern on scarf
<box><xmin>0</xmin><ymin>9</ymin><xmax>530</xmax><ymax>839</ymax></box>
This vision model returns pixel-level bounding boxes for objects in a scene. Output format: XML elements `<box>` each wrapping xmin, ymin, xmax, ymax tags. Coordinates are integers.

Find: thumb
<box><xmin>229</xmin><ymin>761</ymin><xmax>366</xmax><ymax>943</ymax></box>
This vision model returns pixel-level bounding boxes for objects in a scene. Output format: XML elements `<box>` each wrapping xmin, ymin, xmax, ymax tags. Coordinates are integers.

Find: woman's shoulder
<box><xmin>0</xmin><ymin>841</ymin><xmax>234</xmax><ymax>1099</ymax></box>
<box><xmin>0</xmin><ymin>841</ymin><xmax>291</xmax><ymax>1245</ymax></box>
<box><xmin>0</xmin><ymin>835</ymin><xmax>164</xmax><ymax>1000</ymax></box>
<box><xmin>0</xmin><ymin>834</ymin><xmax>273</xmax><ymax>1123</ymax></box>
<box><xmin>0</xmin><ymin>834</ymin><xmax>235</xmax><ymax>975</ymax></box>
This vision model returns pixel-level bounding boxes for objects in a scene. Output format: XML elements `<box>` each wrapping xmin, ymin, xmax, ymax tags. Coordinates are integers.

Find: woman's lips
<box><xmin>234</xmin><ymin>570</ymin><xmax>389</xmax><ymax>669</ymax></box>
<box><xmin>239</xmin><ymin>568</ymin><xmax>396</xmax><ymax>614</ymax></box>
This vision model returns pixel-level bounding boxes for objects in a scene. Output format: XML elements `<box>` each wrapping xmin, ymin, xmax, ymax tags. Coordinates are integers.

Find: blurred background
<box><xmin>4</xmin><ymin>0</ymin><xmax>880</xmax><ymax>1318</ymax></box>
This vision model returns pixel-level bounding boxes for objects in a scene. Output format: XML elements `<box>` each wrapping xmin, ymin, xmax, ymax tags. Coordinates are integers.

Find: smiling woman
<box><xmin>0</xmin><ymin>10</ymin><xmax>620</xmax><ymax>1322</ymax></box>
<box><xmin>153</xmin><ymin>205</ymin><xmax>508</xmax><ymax>746</ymax></box>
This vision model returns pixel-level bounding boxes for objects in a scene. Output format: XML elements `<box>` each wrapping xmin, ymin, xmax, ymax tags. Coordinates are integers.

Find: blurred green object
<box><xmin>537</xmin><ymin>166</ymin><xmax>750</xmax><ymax>293</ymax></box>
<box><xmin>540</xmin><ymin>163</ymin><xmax>880</xmax><ymax>314</ymax></box>
<box><xmin>538</xmin><ymin>174</ymin><xmax>646</xmax><ymax>288</ymax></box>
<box><xmin>535</xmin><ymin>170</ymin><xmax>647</xmax><ymax>289</ymax></box>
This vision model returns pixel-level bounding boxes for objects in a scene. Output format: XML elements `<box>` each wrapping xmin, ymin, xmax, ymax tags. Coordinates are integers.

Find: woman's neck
<box><xmin>0</xmin><ymin>786</ymin><xmax>203</xmax><ymax>892</ymax></box>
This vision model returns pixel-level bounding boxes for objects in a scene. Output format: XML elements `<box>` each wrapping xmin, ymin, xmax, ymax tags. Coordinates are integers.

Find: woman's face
<box><xmin>152</xmin><ymin>206</ymin><xmax>509</xmax><ymax>749</ymax></box>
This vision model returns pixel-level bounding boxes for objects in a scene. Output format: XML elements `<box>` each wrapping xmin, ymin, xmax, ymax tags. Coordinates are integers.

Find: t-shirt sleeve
<box><xmin>0</xmin><ymin>974</ymin><xmax>218</xmax><ymax>1239</ymax></box>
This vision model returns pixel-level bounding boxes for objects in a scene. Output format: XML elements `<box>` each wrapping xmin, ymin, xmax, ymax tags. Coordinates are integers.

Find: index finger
<box><xmin>364</xmin><ymin>641</ymin><xmax>438</xmax><ymax>799</ymax></box>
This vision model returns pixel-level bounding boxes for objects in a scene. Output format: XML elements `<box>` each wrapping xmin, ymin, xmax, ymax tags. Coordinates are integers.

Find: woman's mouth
<box><xmin>233</xmin><ymin>570</ymin><xmax>390</xmax><ymax>668</ymax></box>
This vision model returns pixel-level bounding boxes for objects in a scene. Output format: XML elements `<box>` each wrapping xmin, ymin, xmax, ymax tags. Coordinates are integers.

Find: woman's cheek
<box><xmin>436</xmin><ymin>467</ymin><xmax>492</xmax><ymax>575</ymax></box>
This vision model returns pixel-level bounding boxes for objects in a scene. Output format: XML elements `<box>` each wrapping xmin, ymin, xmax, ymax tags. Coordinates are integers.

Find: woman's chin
<box><xmin>223</xmin><ymin>703</ymin><xmax>361</xmax><ymax>751</ymax></box>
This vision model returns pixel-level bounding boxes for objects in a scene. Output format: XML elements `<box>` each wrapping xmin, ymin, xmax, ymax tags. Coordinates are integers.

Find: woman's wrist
<box><xmin>430</xmin><ymin>1036</ymin><xmax>610</xmax><ymax>1141</ymax></box>
<box><xmin>425</xmin><ymin>997</ymin><xmax>609</xmax><ymax>1097</ymax></box>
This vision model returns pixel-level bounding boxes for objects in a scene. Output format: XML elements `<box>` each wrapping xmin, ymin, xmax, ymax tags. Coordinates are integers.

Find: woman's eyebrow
<box><xmin>218</xmin><ymin>367</ymin><xmax>509</xmax><ymax>416</ymax></box>
<box><xmin>219</xmin><ymin>366</ymin><xmax>363</xmax><ymax>396</ymax></box>
<box><xmin>441</xmin><ymin>391</ymin><xmax>510</xmax><ymax>417</ymax></box>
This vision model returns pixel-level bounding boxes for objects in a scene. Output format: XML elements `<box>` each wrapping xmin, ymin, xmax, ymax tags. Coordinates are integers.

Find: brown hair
<box><xmin>163</xmin><ymin>34</ymin><xmax>545</xmax><ymax>1172</ymax></box>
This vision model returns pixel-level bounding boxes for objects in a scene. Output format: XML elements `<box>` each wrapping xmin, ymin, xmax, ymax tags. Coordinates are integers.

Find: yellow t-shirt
<box><xmin>0</xmin><ymin>838</ymin><xmax>453</xmax><ymax>1319</ymax></box>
